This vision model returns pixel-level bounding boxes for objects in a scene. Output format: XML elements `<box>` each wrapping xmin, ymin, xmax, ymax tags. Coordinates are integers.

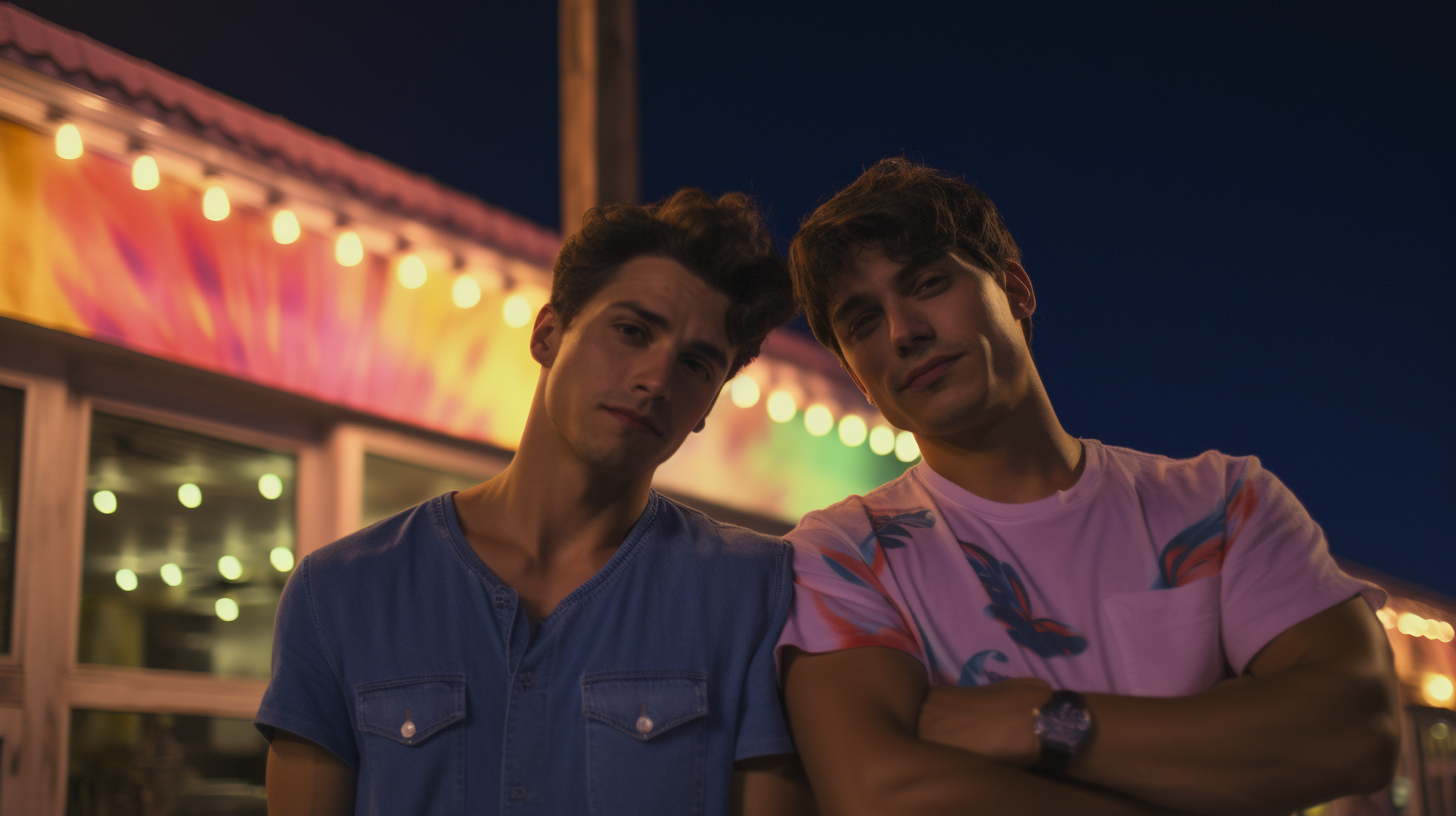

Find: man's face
<box><xmin>533</xmin><ymin>255</ymin><xmax>737</xmax><ymax>479</ymax></box>
<box><xmin>828</xmin><ymin>246</ymin><xmax>1035</xmax><ymax>440</ymax></box>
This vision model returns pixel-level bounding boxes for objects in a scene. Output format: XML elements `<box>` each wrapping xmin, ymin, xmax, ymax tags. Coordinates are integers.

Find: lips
<box><xmin>604</xmin><ymin>405</ymin><xmax>662</xmax><ymax>435</ymax></box>
<box><xmin>900</xmin><ymin>354</ymin><xmax>962</xmax><ymax>390</ymax></box>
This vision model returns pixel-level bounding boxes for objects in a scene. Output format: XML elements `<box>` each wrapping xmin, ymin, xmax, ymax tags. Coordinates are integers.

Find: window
<box><xmin>0</xmin><ymin>385</ymin><xmax>21</xmax><ymax>654</ymax></box>
<box><xmin>78</xmin><ymin>413</ymin><xmax>296</xmax><ymax>677</ymax></box>
<box><xmin>68</xmin><ymin>709</ymin><xmax>267</xmax><ymax>816</ymax></box>
<box><xmin>361</xmin><ymin>452</ymin><xmax>480</xmax><ymax>528</ymax></box>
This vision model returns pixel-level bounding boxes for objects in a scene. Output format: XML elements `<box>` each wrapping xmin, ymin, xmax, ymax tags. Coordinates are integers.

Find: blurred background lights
<box><xmin>502</xmin><ymin>293</ymin><xmax>533</xmax><ymax>328</ymax></box>
<box><xmin>869</xmin><ymin>425</ymin><xmax>896</xmax><ymax>456</ymax></box>
<box><xmin>729</xmin><ymin>375</ymin><xmax>761</xmax><ymax>408</ymax></box>
<box><xmin>217</xmin><ymin>554</ymin><xmax>243</xmax><ymax>581</ymax></box>
<box><xmin>397</xmin><ymin>254</ymin><xmax>427</xmax><ymax>289</ymax></box>
<box><xmin>335</xmin><ymin>231</ymin><xmax>364</xmax><ymax>266</ymax></box>
<box><xmin>838</xmin><ymin>415</ymin><xmax>867</xmax><ymax>447</ymax></box>
<box><xmin>766</xmin><ymin>390</ymin><xmax>797</xmax><ymax>423</ymax></box>
<box><xmin>270</xmin><ymin>546</ymin><xmax>295</xmax><ymax>572</ymax></box>
<box><xmin>55</xmin><ymin>122</ymin><xmax>82</xmax><ymax>159</ymax></box>
<box><xmin>895</xmin><ymin>431</ymin><xmax>921</xmax><ymax>462</ymax></box>
<box><xmin>114</xmin><ymin>568</ymin><xmax>137</xmax><ymax>592</ymax></box>
<box><xmin>131</xmin><ymin>154</ymin><xmax>159</xmax><ymax>190</ymax></box>
<box><xmin>452</xmin><ymin>274</ymin><xmax>482</xmax><ymax>309</ymax></box>
<box><xmin>272</xmin><ymin>209</ymin><xmax>301</xmax><ymax>244</ymax></box>
<box><xmin>804</xmin><ymin>404</ymin><xmax>834</xmax><ymax>436</ymax></box>
<box><xmin>1424</xmin><ymin>673</ymin><xmax>1454</xmax><ymax>705</ymax></box>
<box><xmin>177</xmin><ymin>483</ymin><xmax>202</xmax><ymax>508</ymax></box>
<box><xmin>215</xmin><ymin>597</ymin><xmax>240</xmax><ymax>622</ymax></box>
<box><xmin>159</xmin><ymin>562</ymin><xmax>183</xmax><ymax>587</ymax></box>
<box><xmin>1434</xmin><ymin>722</ymin><xmax>1451</xmax><ymax>742</ymax></box>
<box><xmin>1376</xmin><ymin>608</ymin><xmax>1396</xmax><ymax>628</ymax></box>
<box><xmin>202</xmin><ymin>185</ymin><xmax>230</xmax><ymax>221</ymax></box>
<box><xmin>258</xmin><ymin>473</ymin><xmax>283</xmax><ymax>500</ymax></box>
<box><xmin>92</xmin><ymin>489</ymin><xmax>117</xmax><ymax>514</ymax></box>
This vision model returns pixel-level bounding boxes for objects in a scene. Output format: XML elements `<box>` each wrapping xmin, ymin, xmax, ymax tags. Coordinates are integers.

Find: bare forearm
<box><xmin>1072</xmin><ymin>661</ymin><xmax>1398</xmax><ymax>815</ymax></box>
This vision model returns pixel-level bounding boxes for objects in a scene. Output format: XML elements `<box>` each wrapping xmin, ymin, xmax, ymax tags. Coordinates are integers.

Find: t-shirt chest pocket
<box><xmin>355</xmin><ymin>676</ymin><xmax>467</xmax><ymax>815</ymax></box>
<box><xmin>581</xmin><ymin>672</ymin><xmax>708</xmax><ymax>816</ymax></box>
<box><xmin>1102</xmin><ymin>576</ymin><xmax>1227</xmax><ymax>696</ymax></box>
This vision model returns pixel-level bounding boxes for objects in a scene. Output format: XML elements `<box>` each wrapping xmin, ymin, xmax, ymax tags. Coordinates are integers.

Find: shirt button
<box><xmin>519</xmin><ymin>673</ymin><xmax>533</xmax><ymax>688</ymax></box>
<box><xmin>494</xmin><ymin>595</ymin><xmax>509</xmax><ymax>609</ymax></box>
<box><xmin>510</xmin><ymin>786</ymin><xmax>526</xmax><ymax>801</ymax></box>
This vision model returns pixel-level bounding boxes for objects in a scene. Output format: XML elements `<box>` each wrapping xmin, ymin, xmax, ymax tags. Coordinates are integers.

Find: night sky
<box><xmin>14</xmin><ymin>2</ymin><xmax>1454</xmax><ymax>596</ymax></box>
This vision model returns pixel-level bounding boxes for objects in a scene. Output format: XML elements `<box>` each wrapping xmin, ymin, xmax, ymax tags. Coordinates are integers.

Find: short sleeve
<box><xmin>732</xmin><ymin>542</ymin><xmax>797</xmax><ymax>761</ymax></box>
<box><xmin>775</xmin><ymin>506</ymin><xmax>921</xmax><ymax>671</ymax></box>
<box><xmin>254</xmin><ymin>556</ymin><xmax>360</xmax><ymax>769</ymax></box>
<box><xmin>1219</xmin><ymin>457</ymin><xmax>1385</xmax><ymax>674</ymax></box>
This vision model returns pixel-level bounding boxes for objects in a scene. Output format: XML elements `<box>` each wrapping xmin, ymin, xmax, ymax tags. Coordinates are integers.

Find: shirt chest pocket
<box><xmin>581</xmin><ymin>672</ymin><xmax>709</xmax><ymax>816</ymax></box>
<box><xmin>1102</xmin><ymin>576</ymin><xmax>1227</xmax><ymax>697</ymax></box>
<box><xmin>355</xmin><ymin>676</ymin><xmax>467</xmax><ymax>816</ymax></box>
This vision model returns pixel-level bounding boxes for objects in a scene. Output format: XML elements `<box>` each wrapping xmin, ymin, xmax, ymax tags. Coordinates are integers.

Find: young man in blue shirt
<box><xmin>256</xmin><ymin>190</ymin><xmax>810</xmax><ymax>815</ymax></box>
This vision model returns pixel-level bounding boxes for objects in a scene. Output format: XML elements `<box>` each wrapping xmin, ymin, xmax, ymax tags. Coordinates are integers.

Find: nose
<box><xmin>629</xmin><ymin>346</ymin><xmax>675</xmax><ymax>400</ymax></box>
<box><xmin>887</xmin><ymin>301</ymin><xmax>934</xmax><ymax>357</ymax></box>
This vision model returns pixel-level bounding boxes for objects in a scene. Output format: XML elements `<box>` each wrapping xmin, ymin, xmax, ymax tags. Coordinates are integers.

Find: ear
<box><xmin>529</xmin><ymin>304</ymin><xmax>562</xmax><ymax>367</ymax></box>
<box><xmin>693</xmin><ymin>380</ymin><xmax>725</xmax><ymax>433</ymax></box>
<box><xmin>1002</xmin><ymin>261</ymin><xmax>1036</xmax><ymax>320</ymax></box>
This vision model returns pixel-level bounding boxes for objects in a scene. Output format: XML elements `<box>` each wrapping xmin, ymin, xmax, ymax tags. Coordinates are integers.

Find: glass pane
<box><xmin>362</xmin><ymin>452</ymin><xmax>481</xmax><ymax>528</ymax></box>
<box><xmin>79</xmin><ymin>413</ymin><xmax>296</xmax><ymax>677</ymax></box>
<box><xmin>0</xmin><ymin>385</ymin><xmax>21</xmax><ymax>654</ymax></box>
<box><xmin>68</xmin><ymin>709</ymin><xmax>267</xmax><ymax>816</ymax></box>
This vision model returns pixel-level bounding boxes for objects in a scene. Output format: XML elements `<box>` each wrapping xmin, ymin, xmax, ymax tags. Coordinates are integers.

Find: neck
<box><xmin>454</xmin><ymin>395</ymin><xmax>653</xmax><ymax>567</ymax></box>
<box><xmin>916</xmin><ymin>368</ymin><xmax>1083</xmax><ymax>504</ymax></box>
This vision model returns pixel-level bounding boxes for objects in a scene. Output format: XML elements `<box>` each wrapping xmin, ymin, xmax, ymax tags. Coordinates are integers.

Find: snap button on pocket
<box><xmin>357</xmin><ymin>676</ymin><xmax>466</xmax><ymax>746</ymax></box>
<box><xmin>401</xmin><ymin>709</ymin><xmax>417</xmax><ymax>740</ymax></box>
<box><xmin>635</xmin><ymin>705</ymin><xmax>653</xmax><ymax>734</ymax></box>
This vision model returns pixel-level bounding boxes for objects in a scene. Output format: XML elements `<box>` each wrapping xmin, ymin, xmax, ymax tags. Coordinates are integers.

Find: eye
<box><xmin>847</xmin><ymin>311</ymin><xmax>881</xmax><ymax>338</ymax></box>
<box><xmin>616</xmin><ymin>322</ymin><xmax>648</xmax><ymax>341</ymax></box>
<box><xmin>914</xmin><ymin>273</ymin><xmax>949</xmax><ymax>295</ymax></box>
<box><xmin>682</xmin><ymin>356</ymin><xmax>713</xmax><ymax>381</ymax></box>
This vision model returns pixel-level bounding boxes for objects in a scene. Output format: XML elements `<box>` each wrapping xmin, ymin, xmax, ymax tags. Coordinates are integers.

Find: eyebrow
<box><xmin>609</xmin><ymin>301</ymin><xmax>730</xmax><ymax>369</ymax></box>
<box><xmin>828</xmin><ymin>257</ymin><xmax>938</xmax><ymax>327</ymax></box>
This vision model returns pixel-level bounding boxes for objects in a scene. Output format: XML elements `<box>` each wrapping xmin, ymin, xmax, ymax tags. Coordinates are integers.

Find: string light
<box><xmin>270</xmin><ymin>547</ymin><xmax>295</xmax><ymax>572</ymax></box>
<box><xmin>335</xmin><ymin>231</ymin><xmax>364</xmax><ymax>266</ymax></box>
<box><xmin>258</xmin><ymin>473</ymin><xmax>283</xmax><ymax>500</ymax></box>
<box><xmin>131</xmin><ymin>154</ymin><xmax>160</xmax><ymax>190</ymax></box>
<box><xmin>215</xmin><ymin>597</ymin><xmax>240</xmax><ymax>622</ymax></box>
<box><xmin>766</xmin><ymin>390</ymin><xmax>797</xmax><ymax>423</ymax></box>
<box><xmin>452</xmin><ymin>274</ymin><xmax>482</xmax><ymax>309</ymax></box>
<box><xmin>729</xmin><ymin>375</ymin><xmax>761</xmax><ymax>408</ymax></box>
<box><xmin>55</xmin><ymin>123</ymin><xmax>82</xmax><ymax>159</ymax></box>
<box><xmin>397</xmin><ymin>254</ymin><xmax>427</xmax><ymax>289</ymax></box>
<box><xmin>202</xmin><ymin>185</ymin><xmax>230</xmax><ymax>221</ymax></box>
<box><xmin>218</xmin><ymin>555</ymin><xmax>243</xmax><ymax>581</ymax></box>
<box><xmin>838</xmin><ymin>415</ymin><xmax>868</xmax><ymax>447</ymax></box>
<box><xmin>160</xmin><ymin>563</ymin><xmax>183</xmax><ymax>587</ymax></box>
<box><xmin>868</xmin><ymin>425</ymin><xmax>896</xmax><ymax>456</ymax></box>
<box><xmin>115</xmin><ymin>569</ymin><xmax>138</xmax><ymax>592</ymax></box>
<box><xmin>272</xmin><ymin>209</ymin><xmax>301</xmax><ymax>244</ymax></box>
<box><xmin>177</xmin><ymin>483</ymin><xmax>202</xmax><ymax>509</ymax></box>
<box><xmin>93</xmin><ymin>490</ymin><xmax>118</xmax><ymax>514</ymax></box>
<box><xmin>895</xmin><ymin>431</ymin><xmax>920</xmax><ymax>462</ymax></box>
<box><xmin>503</xmin><ymin>294</ymin><xmax>532</xmax><ymax>328</ymax></box>
<box><xmin>1424</xmin><ymin>673</ymin><xmax>1454</xmax><ymax>705</ymax></box>
<box><xmin>805</xmin><ymin>404</ymin><xmax>834</xmax><ymax>436</ymax></box>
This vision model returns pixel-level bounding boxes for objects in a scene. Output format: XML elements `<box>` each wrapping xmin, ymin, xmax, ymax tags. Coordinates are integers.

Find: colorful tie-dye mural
<box><xmin>0</xmin><ymin>118</ymin><xmax>907</xmax><ymax>520</ymax></box>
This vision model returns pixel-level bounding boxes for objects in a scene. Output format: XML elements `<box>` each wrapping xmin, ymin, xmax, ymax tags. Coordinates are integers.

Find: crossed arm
<box><xmin>782</xmin><ymin>596</ymin><xmax>1400</xmax><ymax>816</ymax></box>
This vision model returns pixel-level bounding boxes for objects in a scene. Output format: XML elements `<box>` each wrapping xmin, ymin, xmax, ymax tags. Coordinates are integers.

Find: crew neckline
<box><xmin>912</xmin><ymin>439</ymin><xmax>1105</xmax><ymax>521</ymax></box>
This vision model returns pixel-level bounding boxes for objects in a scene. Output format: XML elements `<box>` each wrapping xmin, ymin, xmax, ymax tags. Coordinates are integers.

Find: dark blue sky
<box><xmin>17</xmin><ymin>1</ymin><xmax>1454</xmax><ymax>596</ymax></box>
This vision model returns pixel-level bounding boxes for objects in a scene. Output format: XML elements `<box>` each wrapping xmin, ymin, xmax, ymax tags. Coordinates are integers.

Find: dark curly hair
<box><xmin>789</xmin><ymin>158</ymin><xmax>1028</xmax><ymax>360</ymax></box>
<box><xmin>552</xmin><ymin>188</ymin><xmax>795</xmax><ymax>376</ymax></box>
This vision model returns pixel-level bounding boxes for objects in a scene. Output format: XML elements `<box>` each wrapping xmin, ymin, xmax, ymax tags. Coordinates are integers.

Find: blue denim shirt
<box><xmin>255</xmin><ymin>491</ymin><xmax>794</xmax><ymax>815</ymax></box>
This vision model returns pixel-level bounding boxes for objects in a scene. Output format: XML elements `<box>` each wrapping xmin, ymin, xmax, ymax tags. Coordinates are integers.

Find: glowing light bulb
<box><xmin>729</xmin><ymin>375</ymin><xmax>761</xmax><ymax>408</ymax></box>
<box><xmin>335</xmin><ymin>231</ymin><xmax>364</xmax><ymax>266</ymax></box>
<box><xmin>93</xmin><ymin>490</ymin><xmax>118</xmax><ymax>514</ymax></box>
<box><xmin>1439</xmin><ymin>622</ymin><xmax>1454</xmax><ymax>643</ymax></box>
<box><xmin>766</xmin><ymin>390</ymin><xmax>797</xmax><ymax>423</ymax></box>
<box><xmin>838</xmin><ymin>415</ymin><xmax>868</xmax><ymax>447</ymax></box>
<box><xmin>1375</xmin><ymin>608</ymin><xmax>1396</xmax><ymax>629</ymax></box>
<box><xmin>868</xmin><ymin>425</ymin><xmax>896</xmax><ymax>456</ymax></box>
<box><xmin>270</xmin><ymin>546</ymin><xmax>295</xmax><ymax>572</ymax></box>
<box><xmin>805</xmin><ymin>404</ymin><xmax>834</xmax><ymax>436</ymax></box>
<box><xmin>895</xmin><ymin>431</ymin><xmax>920</xmax><ymax>462</ymax></box>
<box><xmin>115</xmin><ymin>568</ymin><xmax>138</xmax><ymax>592</ymax></box>
<box><xmin>272</xmin><ymin>209</ymin><xmax>301</xmax><ymax>244</ymax></box>
<box><xmin>203</xmin><ymin>185</ymin><xmax>230</xmax><ymax>221</ymax></box>
<box><xmin>131</xmin><ymin>154</ymin><xmax>160</xmax><ymax>190</ymax></box>
<box><xmin>177</xmin><ymin>483</ymin><xmax>202</xmax><ymax>509</ymax></box>
<box><xmin>215</xmin><ymin>597</ymin><xmax>240</xmax><ymax>622</ymax></box>
<box><xmin>258</xmin><ymin>473</ymin><xmax>283</xmax><ymax>500</ymax></box>
<box><xmin>397</xmin><ymin>254</ymin><xmax>427</xmax><ymax>289</ymax></box>
<box><xmin>452</xmin><ymin>274</ymin><xmax>482</xmax><ymax>309</ymax></box>
<box><xmin>160</xmin><ymin>562</ymin><xmax>183</xmax><ymax>587</ymax></box>
<box><xmin>1399</xmin><ymin>613</ymin><xmax>1423</xmax><ymax>636</ymax></box>
<box><xmin>55</xmin><ymin>123</ymin><xmax>82</xmax><ymax>159</ymax></box>
<box><xmin>503</xmin><ymin>294</ymin><xmax>532</xmax><ymax>328</ymax></box>
<box><xmin>218</xmin><ymin>554</ymin><xmax>242</xmax><ymax>581</ymax></box>
<box><xmin>1424</xmin><ymin>673</ymin><xmax>1454</xmax><ymax>705</ymax></box>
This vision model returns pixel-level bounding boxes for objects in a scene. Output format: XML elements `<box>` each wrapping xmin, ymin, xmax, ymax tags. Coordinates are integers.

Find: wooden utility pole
<box><xmin>559</xmin><ymin>0</ymin><xmax>639</xmax><ymax>236</ymax></box>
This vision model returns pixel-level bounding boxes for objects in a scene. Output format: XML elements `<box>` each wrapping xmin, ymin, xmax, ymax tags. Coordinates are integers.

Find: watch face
<box><xmin>1036</xmin><ymin>697</ymin><xmax>1092</xmax><ymax>751</ymax></box>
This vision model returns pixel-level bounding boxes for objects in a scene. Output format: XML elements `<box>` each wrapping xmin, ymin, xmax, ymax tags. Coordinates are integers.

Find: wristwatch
<box><xmin>1032</xmin><ymin>690</ymin><xmax>1093</xmax><ymax>776</ymax></box>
